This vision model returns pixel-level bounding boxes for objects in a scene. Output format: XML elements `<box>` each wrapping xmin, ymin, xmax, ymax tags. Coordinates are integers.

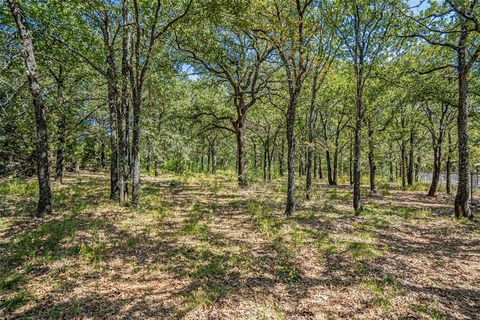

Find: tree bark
<box><xmin>263</xmin><ymin>141</ymin><xmax>268</xmax><ymax>181</ymax></box>
<box><xmin>319</xmin><ymin>151</ymin><xmax>323</xmax><ymax>179</ymax></box>
<box><xmin>253</xmin><ymin>140</ymin><xmax>258</xmax><ymax>175</ymax></box>
<box><xmin>454</xmin><ymin>18</ymin><xmax>472</xmax><ymax>218</ymax></box>
<box><xmin>131</xmin><ymin>95</ymin><xmax>141</xmax><ymax>204</ymax></box>
<box><xmin>100</xmin><ymin>140</ymin><xmax>106</xmax><ymax>170</ymax></box>
<box><xmin>446</xmin><ymin>131</ymin><xmax>452</xmax><ymax>195</ymax></box>
<box><xmin>353</xmin><ymin>73</ymin><xmax>364</xmax><ymax>213</ymax></box>
<box><xmin>9</xmin><ymin>0</ymin><xmax>52</xmax><ymax>217</ymax></box>
<box><xmin>117</xmin><ymin>1</ymin><xmax>130</xmax><ymax>203</ymax></box>
<box><xmin>305</xmin><ymin>71</ymin><xmax>317</xmax><ymax>199</ymax></box>
<box><xmin>326</xmin><ymin>150</ymin><xmax>333</xmax><ymax>185</ymax></box>
<box><xmin>349</xmin><ymin>142</ymin><xmax>353</xmax><ymax>185</ymax></box>
<box><xmin>234</xmin><ymin>117</ymin><xmax>248</xmax><ymax>187</ymax></box>
<box><xmin>428</xmin><ymin>144</ymin><xmax>442</xmax><ymax>197</ymax></box>
<box><xmin>333</xmin><ymin>148</ymin><xmax>339</xmax><ymax>186</ymax></box>
<box><xmin>285</xmin><ymin>96</ymin><xmax>298</xmax><ymax>216</ymax></box>
<box><xmin>407</xmin><ymin>128</ymin><xmax>415</xmax><ymax>186</ymax></box>
<box><xmin>55</xmin><ymin>115</ymin><xmax>66</xmax><ymax>184</ymax></box>
<box><xmin>211</xmin><ymin>138</ymin><xmax>217</xmax><ymax>174</ymax></box>
<box><xmin>400</xmin><ymin>141</ymin><xmax>406</xmax><ymax>191</ymax></box>
<box><xmin>367</xmin><ymin>121</ymin><xmax>376</xmax><ymax>193</ymax></box>
<box><xmin>279</xmin><ymin>138</ymin><xmax>285</xmax><ymax>176</ymax></box>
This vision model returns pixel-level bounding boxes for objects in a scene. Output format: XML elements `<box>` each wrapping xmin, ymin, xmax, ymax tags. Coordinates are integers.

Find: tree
<box><xmin>128</xmin><ymin>0</ymin><xmax>192</xmax><ymax>205</ymax></box>
<box><xmin>255</xmin><ymin>0</ymin><xmax>316</xmax><ymax>216</ymax></box>
<box><xmin>333</xmin><ymin>0</ymin><xmax>396</xmax><ymax>213</ymax></box>
<box><xmin>176</xmin><ymin>5</ymin><xmax>272</xmax><ymax>188</ymax></box>
<box><xmin>404</xmin><ymin>0</ymin><xmax>480</xmax><ymax>218</ymax></box>
<box><xmin>8</xmin><ymin>0</ymin><xmax>52</xmax><ymax>217</ymax></box>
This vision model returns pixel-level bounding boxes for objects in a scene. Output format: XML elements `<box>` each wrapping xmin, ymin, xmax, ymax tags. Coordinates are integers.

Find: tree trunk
<box><xmin>333</xmin><ymin>149</ymin><xmax>339</xmax><ymax>186</ymax></box>
<box><xmin>9</xmin><ymin>0</ymin><xmax>52</xmax><ymax>217</ymax></box>
<box><xmin>263</xmin><ymin>141</ymin><xmax>268</xmax><ymax>181</ymax></box>
<box><xmin>131</xmin><ymin>96</ymin><xmax>141</xmax><ymax>205</ymax></box>
<box><xmin>446</xmin><ymin>131</ymin><xmax>452</xmax><ymax>195</ymax></box>
<box><xmin>454</xmin><ymin>21</ymin><xmax>472</xmax><ymax>218</ymax></box>
<box><xmin>253</xmin><ymin>141</ymin><xmax>258</xmax><ymax>176</ymax></box>
<box><xmin>268</xmin><ymin>144</ymin><xmax>273</xmax><ymax>181</ymax></box>
<box><xmin>101</xmin><ymin>140</ymin><xmax>106</xmax><ymax>170</ymax></box>
<box><xmin>353</xmin><ymin>76</ymin><xmax>364</xmax><ymax>213</ymax></box>
<box><xmin>146</xmin><ymin>140</ymin><xmax>151</xmax><ymax>174</ymax></box>
<box><xmin>279</xmin><ymin>138</ymin><xmax>285</xmax><ymax>176</ymax></box>
<box><xmin>367</xmin><ymin>121</ymin><xmax>376</xmax><ymax>193</ymax></box>
<box><xmin>313</xmin><ymin>152</ymin><xmax>318</xmax><ymax>179</ymax></box>
<box><xmin>415</xmin><ymin>156</ymin><xmax>421</xmax><ymax>182</ymax></box>
<box><xmin>319</xmin><ymin>152</ymin><xmax>323</xmax><ymax>179</ymax></box>
<box><xmin>207</xmin><ymin>145</ymin><xmax>211</xmax><ymax>172</ymax></box>
<box><xmin>326</xmin><ymin>150</ymin><xmax>333</xmax><ymax>185</ymax></box>
<box><xmin>234</xmin><ymin>117</ymin><xmax>248</xmax><ymax>187</ymax></box>
<box><xmin>117</xmin><ymin>2</ymin><xmax>129</xmax><ymax>203</ymax></box>
<box><xmin>285</xmin><ymin>97</ymin><xmax>297</xmax><ymax>216</ymax></box>
<box><xmin>407</xmin><ymin>128</ymin><xmax>415</xmax><ymax>186</ymax></box>
<box><xmin>428</xmin><ymin>145</ymin><xmax>442</xmax><ymax>197</ymax></box>
<box><xmin>349</xmin><ymin>142</ymin><xmax>353</xmax><ymax>185</ymax></box>
<box><xmin>306</xmin><ymin>89</ymin><xmax>315</xmax><ymax>198</ymax></box>
<box><xmin>211</xmin><ymin>138</ymin><xmax>217</xmax><ymax>174</ymax></box>
<box><xmin>400</xmin><ymin>141</ymin><xmax>406</xmax><ymax>191</ymax></box>
<box><xmin>446</xmin><ymin>155</ymin><xmax>452</xmax><ymax>195</ymax></box>
<box><xmin>55</xmin><ymin>115</ymin><xmax>66</xmax><ymax>184</ymax></box>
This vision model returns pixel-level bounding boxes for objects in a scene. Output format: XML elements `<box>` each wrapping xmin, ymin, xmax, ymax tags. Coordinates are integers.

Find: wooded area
<box><xmin>1</xmin><ymin>0</ymin><xmax>479</xmax><ymax>319</ymax></box>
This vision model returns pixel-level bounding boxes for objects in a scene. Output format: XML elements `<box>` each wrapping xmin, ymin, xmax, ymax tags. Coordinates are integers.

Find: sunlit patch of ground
<box><xmin>1</xmin><ymin>172</ymin><xmax>479</xmax><ymax>319</ymax></box>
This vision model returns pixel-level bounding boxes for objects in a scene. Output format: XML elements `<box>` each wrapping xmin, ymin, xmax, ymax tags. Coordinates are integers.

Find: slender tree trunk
<box><xmin>319</xmin><ymin>152</ymin><xmax>323</xmax><ymax>179</ymax></box>
<box><xmin>263</xmin><ymin>141</ymin><xmax>268</xmax><ymax>181</ymax></box>
<box><xmin>313</xmin><ymin>152</ymin><xmax>318</xmax><ymax>179</ymax></box>
<box><xmin>353</xmin><ymin>106</ymin><xmax>363</xmax><ymax>213</ymax></box>
<box><xmin>146</xmin><ymin>140</ymin><xmax>151</xmax><ymax>174</ymax></box>
<box><xmin>455</xmin><ymin>21</ymin><xmax>472</xmax><ymax>218</ymax></box>
<box><xmin>285</xmin><ymin>96</ymin><xmax>298</xmax><ymax>216</ymax></box>
<box><xmin>305</xmin><ymin>73</ymin><xmax>316</xmax><ymax>199</ymax></box>
<box><xmin>253</xmin><ymin>141</ymin><xmax>258</xmax><ymax>176</ymax></box>
<box><xmin>326</xmin><ymin>150</ymin><xmax>333</xmax><ymax>185</ymax></box>
<box><xmin>333</xmin><ymin>148</ymin><xmax>339</xmax><ymax>186</ymax></box>
<box><xmin>131</xmin><ymin>96</ymin><xmax>141</xmax><ymax>204</ymax></box>
<box><xmin>207</xmin><ymin>146</ymin><xmax>211</xmax><ymax>173</ymax></box>
<box><xmin>428</xmin><ymin>145</ymin><xmax>442</xmax><ymax>197</ymax></box>
<box><xmin>349</xmin><ymin>141</ymin><xmax>353</xmax><ymax>185</ymax></box>
<box><xmin>9</xmin><ymin>0</ymin><xmax>52</xmax><ymax>217</ymax></box>
<box><xmin>101</xmin><ymin>140</ymin><xmax>106</xmax><ymax>170</ymax></box>
<box><xmin>415</xmin><ymin>155</ymin><xmax>421</xmax><ymax>182</ymax></box>
<box><xmin>211</xmin><ymin>138</ymin><xmax>217</xmax><ymax>175</ymax></box>
<box><xmin>400</xmin><ymin>141</ymin><xmax>406</xmax><ymax>191</ymax></box>
<box><xmin>268</xmin><ymin>144</ymin><xmax>273</xmax><ymax>181</ymax></box>
<box><xmin>367</xmin><ymin>121</ymin><xmax>376</xmax><ymax>193</ymax></box>
<box><xmin>279</xmin><ymin>138</ymin><xmax>285</xmax><ymax>176</ymax></box>
<box><xmin>446</xmin><ymin>131</ymin><xmax>452</xmax><ymax>195</ymax></box>
<box><xmin>117</xmin><ymin>2</ymin><xmax>129</xmax><ymax>203</ymax></box>
<box><xmin>54</xmin><ymin>69</ymin><xmax>66</xmax><ymax>183</ymax></box>
<box><xmin>407</xmin><ymin>128</ymin><xmax>415</xmax><ymax>186</ymax></box>
<box><xmin>103</xmin><ymin>34</ymin><xmax>120</xmax><ymax>200</ymax></box>
<box><xmin>234</xmin><ymin>117</ymin><xmax>248</xmax><ymax>187</ymax></box>
<box><xmin>55</xmin><ymin>115</ymin><xmax>66</xmax><ymax>183</ymax></box>
<box><xmin>154</xmin><ymin>160</ymin><xmax>159</xmax><ymax>177</ymax></box>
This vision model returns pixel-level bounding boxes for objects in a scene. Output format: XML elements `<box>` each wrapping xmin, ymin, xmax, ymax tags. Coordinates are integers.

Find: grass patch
<box><xmin>0</xmin><ymin>290</ymin><xmax>32</xmax><ymax>312</ymax></box>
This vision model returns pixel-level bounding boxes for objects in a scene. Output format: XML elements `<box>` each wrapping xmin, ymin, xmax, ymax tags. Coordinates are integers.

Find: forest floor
<box><xmin>1</xmin><ymin>172</ymin><xmax>479</xmax><ymax>320</ymax></box>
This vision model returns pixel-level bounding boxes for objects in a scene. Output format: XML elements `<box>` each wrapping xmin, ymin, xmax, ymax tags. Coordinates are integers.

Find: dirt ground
<box><xmin>1</xmin><ymin>172</ymin><xmax>479</xmax><ymax>319</ymax></box>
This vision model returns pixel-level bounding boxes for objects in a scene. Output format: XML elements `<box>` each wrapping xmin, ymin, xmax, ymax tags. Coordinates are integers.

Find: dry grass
<box><xmin>0</xmin><ymin>172</ymin><xmax>479</xmax><ymax>319</ymax></box>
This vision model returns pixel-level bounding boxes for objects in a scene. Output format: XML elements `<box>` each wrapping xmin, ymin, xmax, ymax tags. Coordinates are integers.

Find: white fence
<box><xmin>417</xmin><ymin>171</ymin><xmax>479</xmax><ymax>191</ymax></box>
